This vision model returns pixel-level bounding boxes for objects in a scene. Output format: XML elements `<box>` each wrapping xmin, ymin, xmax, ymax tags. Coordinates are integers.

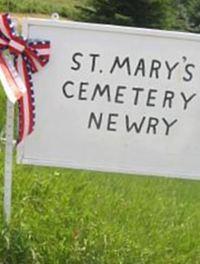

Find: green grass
<box><xmin>0</xmin><ymin>0</ymin><xmax>89</xmax><ymax>20</ymax></box>
<box><xmin>0</xmin><ymin>87</ymin><xmax>200</xmax><ymax>263</ymax></box>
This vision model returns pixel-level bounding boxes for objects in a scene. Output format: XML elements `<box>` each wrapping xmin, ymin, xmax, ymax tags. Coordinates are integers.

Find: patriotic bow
<box><xmin>0</xmin><ymin>13</ymin><xmax>50</xmax><ymax>143</ymax></box>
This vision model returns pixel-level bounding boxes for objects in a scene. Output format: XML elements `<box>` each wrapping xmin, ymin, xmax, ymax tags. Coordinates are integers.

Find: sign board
<box><xmin>17</xmin><ymin>18</ymin><xmax>200</xmax><ymax>180</ymax></box>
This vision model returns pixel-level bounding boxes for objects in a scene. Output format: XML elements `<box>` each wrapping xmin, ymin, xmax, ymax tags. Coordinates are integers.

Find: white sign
<box><xmin>18</xmin><ymin>18</ymin><xmax>200</xmax><ymax>180</ymax></box>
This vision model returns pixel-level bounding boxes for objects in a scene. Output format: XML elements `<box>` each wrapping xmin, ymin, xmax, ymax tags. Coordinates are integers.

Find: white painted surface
<box><xmin>18</xmin><ymin>19</ymin><xmax>200</xmax><ymax>179</ymax></box>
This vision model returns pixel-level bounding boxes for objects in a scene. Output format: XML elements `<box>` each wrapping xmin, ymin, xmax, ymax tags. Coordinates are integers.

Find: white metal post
<box><xmin>3</xmin><ymin>99</ymin><xmax>14</xmax><ymax>224</ymax></box>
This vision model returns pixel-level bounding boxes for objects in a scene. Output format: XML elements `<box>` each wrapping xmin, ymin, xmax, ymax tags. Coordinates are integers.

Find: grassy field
<box><xmin>0</xmin><ymin>0</ymin><xmax>89</xmax><ymax>19</ymax></box>
<box><xmin>0</xmin><ymin>91</ymin><xmax>200</xmax><ymax>263</ymax></box>
<box><xmin>0</xmin><ymin>144</ymin><xmax>200</xmax><ymax>263</ymax></box>
<box><xmin>0</xmin><ymin>2</ymin><xmax>200</xmax><ymax>263</ymax></box>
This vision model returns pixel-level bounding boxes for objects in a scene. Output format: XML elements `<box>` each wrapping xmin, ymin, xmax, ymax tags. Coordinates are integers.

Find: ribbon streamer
<box><xmin>0</xmin><ymin>13</ymin><xmax>50</xmax><ymax>143</ymax></box>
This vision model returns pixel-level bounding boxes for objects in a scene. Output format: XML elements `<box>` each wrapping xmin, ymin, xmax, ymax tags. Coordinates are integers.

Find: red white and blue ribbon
<box><xmin>0</xmin><ymin>13</ymin><xmax>50</xmax><ymax>143</ymax></box>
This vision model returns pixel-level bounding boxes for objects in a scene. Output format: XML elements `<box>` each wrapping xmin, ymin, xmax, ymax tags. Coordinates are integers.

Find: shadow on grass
<box><xmin>0</xmin><ymin>225</ymin><xmax>36</xmax><ymax>264</ymax></box>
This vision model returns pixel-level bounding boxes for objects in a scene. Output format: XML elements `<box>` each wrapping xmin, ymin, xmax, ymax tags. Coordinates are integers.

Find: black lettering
<box><xmin>134</xmin><ymin>58</ymin><xmax>145</xmax><ymax>77</ymax></box>
<box><xmin>71</xmin><ymin>52</ymin><xmax>83</xmax><ymax>71</ymax></box>
<box><xmin>183</xmin><ymin>64</ymin><xmax>195</xmax><ymax>82</ymax></box>
<box><xmin>79</xmin><ymin>82</ymin><xmax>89</xmax><ymax>100</ymax></box>
<box><xmin>146</xmin><ymin>89</ymin><xmax>157</xmax><ymax>107</ymax></box>
<box><xmin>110</xmin><ymin>56</ymin><xmax>131</xmax><ymax>75</ymax></box>
<box><xmin>115</xmin><ymin>86</ymin><xmax>126</xmax><ymax>104</ymax></box>
<box><xmin>150</xmin><ymin>60</ymin><xmax>161</xmax><ymax>78</ymax></box>
<box><xmin>163</xmin><ymin>90</ymin><xmax>175</xmax><ymax>108</ymax></box>
<box><xmin>88</xmin><ymin>112</ymin><xmax>103</xmax><ymax>129</ymax></box>
<box><xmin>132</xmin><ymin>87</ymin><xmax>144</xmax><ymax>105</ymax></box>
<box><xmin>91</xmin><ymin>84</ymin><xmax>111</xmax><ymax>102</ymax></box>
<box><xmin>181</xmin><ymin>92</ymin><xmax>196</xmax><ymax>110</ymax></box>
<box><xmin>90</xmin><ymin>54</ymin><xmax>100</xmax><ymax>72</ymax></box>
<box><xmin>107</xmin><ymin>113</ymin><xmax>118</xmax><ymax>131</ymax></box>
<box><xmin>146</xmin><ymin>117</ymin><xmax>159</xmax><ymax>134</ymax></box>
<box><xmin>126</xmin><ymin>116</ymin><xmax>146</xmax><ymax>133</ymax></box>
<box><xmin>62</xmin><ymin>81</ymin><xmax>74</xmax><ymax>98</ymax></box>
<box><xmin>165</xmin><ymin>61</ymin><xmax>179</xmax><ymax>80</ymax></box>
<box><xmin>162</xmin><ymin>118</ymin><xmax>178</xmax><ymax>135</ymax></box>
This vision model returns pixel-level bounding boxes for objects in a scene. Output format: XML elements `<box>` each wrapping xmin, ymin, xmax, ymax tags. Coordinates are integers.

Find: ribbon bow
<box><xmin>0</xmin><ymin>13</ymin><xmax>50</xmax><ymax>143</ymax></box>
